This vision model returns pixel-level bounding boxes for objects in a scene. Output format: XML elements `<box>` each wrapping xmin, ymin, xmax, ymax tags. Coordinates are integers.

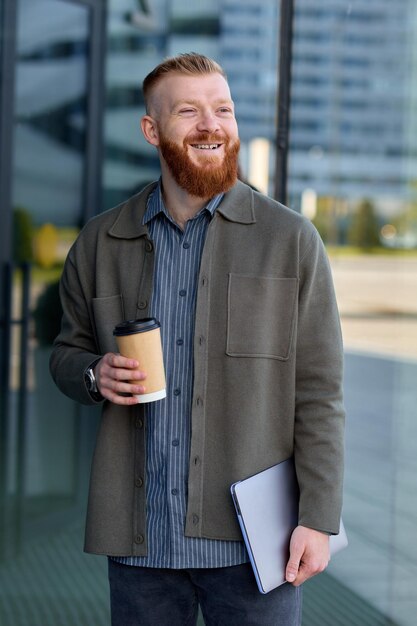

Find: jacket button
<box><xmin>136</xmin><ymin>418</ymin><xmax>143</xmax><ymax>429</ymax></box>
<box><xmin>138</xmin><ymin>300</ymin><xmax>147</xmax><ymax>309</ymax></box>
<box><xmin>135</xmin><ymin>534</ymin><xmax>144</xmax><ymax>544</ymax></box>
<box><xmin>192</xmin><ymin>514</ymin><xmax>199</xmax><ymax>525</ymax></box>
<box><xmin>135</xmin><ymin>478</ymin><xmax>143</xmax><ymax>488</ymax></box>
<box><xmin>145</xmin><ymin>241</ymin><xmax>153</xmax><ymax>252</ymax></box>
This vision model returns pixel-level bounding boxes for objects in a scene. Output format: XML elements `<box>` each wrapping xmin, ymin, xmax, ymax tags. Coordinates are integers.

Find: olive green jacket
<box><xmin>50</xmin><ymin>181</ymin><xmax>345</xmax><ymax>556</ymax></box>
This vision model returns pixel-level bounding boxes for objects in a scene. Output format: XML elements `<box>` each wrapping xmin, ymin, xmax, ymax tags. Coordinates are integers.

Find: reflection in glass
<box><xmin>103</xmin><ymin>0</ymin><xmax>169</xmax><ymax>209</ymax></box>
<box><xmin>4</xmin><ymin>0</ymin><xmax>89</xmax><ymax>558</ymax></box>
<box><xmin>288</xmin><ymin>2</ymin><xmax>417</xmax><ymax>625</ymax></box>
<box><xmin>13</xmin><ymin>0</ymin><xmax>88</xmax><ymax>227</ymax></box>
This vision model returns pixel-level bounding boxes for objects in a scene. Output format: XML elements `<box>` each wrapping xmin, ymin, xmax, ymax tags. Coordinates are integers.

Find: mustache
<box><xmin>185</xmin><ymin>132</ymin><xmax>229</xmax><ymax>145</ymax></box>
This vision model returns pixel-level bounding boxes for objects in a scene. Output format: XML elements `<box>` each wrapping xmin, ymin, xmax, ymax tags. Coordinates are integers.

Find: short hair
<box><xmin>143</xmin><ymin>52</ymin><xmax>227</xmax><ymax>113</ymax></box>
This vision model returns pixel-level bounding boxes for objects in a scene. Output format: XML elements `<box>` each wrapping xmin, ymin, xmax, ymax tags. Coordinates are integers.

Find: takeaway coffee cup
<box><xmin>113</xmin><ymin>318</ymin><xmax>166</xmax><ymax>403</ymax></box>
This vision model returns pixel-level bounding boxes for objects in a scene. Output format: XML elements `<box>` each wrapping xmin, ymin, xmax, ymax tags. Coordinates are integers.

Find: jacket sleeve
<box><xmin>49</xmin><ymin>238</ymin><xmax>104</xmax><ymax>406</ymax></box>
<box><xmin>294</xmin><ymin>228</ymin><xmax>345</xmax><ymax>535</ymax></box>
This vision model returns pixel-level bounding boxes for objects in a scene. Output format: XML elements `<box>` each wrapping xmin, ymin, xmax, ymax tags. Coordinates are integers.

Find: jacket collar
<box><xmin>216</xmin><ymin>180</ymin><xmax>256</xmax><ymax>224</ymax></box>
<box><xmin>107</xmin><ymin>183</ymin><xmax>157</xmax><ymax>239</ymax></box>
<box><xmin>107</xmin><ymin>180</ymin><xmax>256</xmax><ymax>239</ymax></box>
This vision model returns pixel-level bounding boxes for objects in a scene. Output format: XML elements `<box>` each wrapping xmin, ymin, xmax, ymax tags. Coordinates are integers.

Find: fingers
<box><xmin>94</xmin><ymin>353</ymin><xmax>147</xmax><ymax>405</ymax></box>
<box><xmin>286</xmin><ymin>526</ymin><xmax>330</xmax><ymax>587</ymax></box>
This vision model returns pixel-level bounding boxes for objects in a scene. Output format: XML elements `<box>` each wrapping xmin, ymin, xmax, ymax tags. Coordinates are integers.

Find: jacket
<box><xmin>50</xmin><ymin>180</ymin><xmax>345</xmax><ymax>556</ymax></box>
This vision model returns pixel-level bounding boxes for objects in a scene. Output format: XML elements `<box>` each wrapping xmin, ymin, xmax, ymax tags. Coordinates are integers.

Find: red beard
<box><xmin>159</xmin><ymin>131</ymin><xmax>240</xmax><ymax>198</ymax></box>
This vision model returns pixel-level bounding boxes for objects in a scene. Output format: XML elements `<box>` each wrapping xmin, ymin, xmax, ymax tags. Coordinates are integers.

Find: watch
<box><xmin>85</xmin><ymin>364</ymin><xmax>102</xmax><ymax>400</ymax></box>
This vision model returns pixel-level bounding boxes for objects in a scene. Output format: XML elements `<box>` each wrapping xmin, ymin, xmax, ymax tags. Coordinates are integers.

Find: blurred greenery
<box><xmin>13</xmin><ymin>207</ymin><xmax>34</xmax><ymax>263</ymax></box>
<box><xmin>347</xmin><ymin>199</ymin><xmax>380</xmax><ymax>249</ymax></box>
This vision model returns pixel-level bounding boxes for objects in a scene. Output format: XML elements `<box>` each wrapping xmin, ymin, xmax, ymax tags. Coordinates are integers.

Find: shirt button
<box><xmin>135</xmin><ymin>478</ymin><xmax>143</xmax><ymax>487</ymax></box>
<box><xmin>183</xmin><ymin>242</ymin><xmax>190</xmax><ymax>249</ymax></box>
<box><xmin>171</xmin><ymin>488</ymin><xmax>179</xmax><ymax>496</ymax></box>
<box><xmin>179</xmin><ymin>289</ymin><xmax>187</xmax><ymax>297</ymax></box>
<box><xmin>135</xmin><ymin>534</ymin><xmax>144</xmax><ymax>544</ymax></box>
<box><xmin>172</xmin><ymin>439</ymin><xmax>179</xmax><ymax>447</ymax></box>
<box><xmin>176</xmin><ymin>338</ymin><xmax>184</xmax><ymax>346</ymax></box>
<box><xmin>173</xmin><ymin>388</ymin><xmax>181</xmax><ymax>396</ymax></box>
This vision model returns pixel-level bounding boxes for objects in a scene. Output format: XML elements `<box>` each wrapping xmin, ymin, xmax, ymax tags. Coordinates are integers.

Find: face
<box><xmin>142</xmin><ymin>72</ymin><xmax>240</xmax><ymax>197</ymax></box>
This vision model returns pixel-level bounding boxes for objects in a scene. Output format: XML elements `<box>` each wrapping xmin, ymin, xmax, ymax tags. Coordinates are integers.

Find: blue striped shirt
<box><xmin>112</xmin><ymin>182</ymin><xmax>248</xmax><ymax>568</ymax></box>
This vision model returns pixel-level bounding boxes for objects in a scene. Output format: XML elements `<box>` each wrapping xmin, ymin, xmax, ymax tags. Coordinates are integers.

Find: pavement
<box><xmin>329</xmin><ymin>255</ymin><xmax>417</xmax><ymax>361</ymax></box>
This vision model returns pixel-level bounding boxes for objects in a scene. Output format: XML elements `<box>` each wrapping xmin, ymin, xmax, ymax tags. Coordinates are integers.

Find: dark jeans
<box><xmin>108</xmin><ymin>559</ymin><xmax>302</xmax><ymax>626</ymax></box>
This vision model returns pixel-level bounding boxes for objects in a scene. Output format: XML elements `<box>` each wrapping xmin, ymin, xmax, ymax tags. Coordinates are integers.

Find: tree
<box><xmin>347</xmin><ymin>199</ymin><xmax>380</xmax><ymax>249</ymax></box>
<box><xmin>13</xmin><ymin>207</ymin><xmax>34</xmax><ymax>263</ymax></box>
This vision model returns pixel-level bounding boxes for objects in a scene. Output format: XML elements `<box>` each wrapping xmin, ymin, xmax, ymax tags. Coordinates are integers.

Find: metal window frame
<box><xmin>71</xmin><ymin>0</ymin><xmax>107</xmax><ymax>224</ymax></box>
<box><xmin>274</xmin><ymin>0</ymin><xmax>295</xmax><ymax>206</ymax></box>
<box><xmin>0</xmin><ymin>0</ymin><xmax>17</xmax><ymax>266</ymax></box>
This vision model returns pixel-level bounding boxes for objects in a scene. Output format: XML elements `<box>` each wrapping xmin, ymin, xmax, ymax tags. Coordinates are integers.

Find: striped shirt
<box><xmin>112</xmin><ymin>182</ymin><xmax>248</xmax><ymax>568</ymax></box>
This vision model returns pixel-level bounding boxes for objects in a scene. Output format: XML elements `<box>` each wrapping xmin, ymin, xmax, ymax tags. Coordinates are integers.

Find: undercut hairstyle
<box><xmin>143</xmin><ymin>52</ymin><xmax>227</xmax><ymax>113</ymax></box>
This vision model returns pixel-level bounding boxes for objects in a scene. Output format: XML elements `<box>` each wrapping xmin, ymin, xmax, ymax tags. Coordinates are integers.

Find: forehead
<box><xmin>151</xmin><ymin>72</ymin><xmax>232</xmax><ymax>113</ymax></box>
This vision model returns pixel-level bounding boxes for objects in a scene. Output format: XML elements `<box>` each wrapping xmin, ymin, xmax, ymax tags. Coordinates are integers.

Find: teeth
<box><xmin>194</xmin><ymin>144</ymin><xmax>220</xmax><ymax>150</ymax></box>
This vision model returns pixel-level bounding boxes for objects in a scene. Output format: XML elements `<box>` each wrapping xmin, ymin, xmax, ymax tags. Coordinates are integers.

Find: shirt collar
<box><xmin>142</xmin><ymin>178</ymin><xmax>224</xmax><ymax>225</ymax></box>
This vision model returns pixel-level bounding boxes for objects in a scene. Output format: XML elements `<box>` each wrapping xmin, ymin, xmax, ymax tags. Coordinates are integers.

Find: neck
<box><xmin>160</xmin><ymin>170</ymin><xmax>212</xmax><ymax>231</ymax></box>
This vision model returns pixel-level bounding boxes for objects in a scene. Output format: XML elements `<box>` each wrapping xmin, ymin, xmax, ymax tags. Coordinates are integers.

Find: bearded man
<box><xmin>50</xmin><ymin>53</ymin><xmax>345</xmax><ymax>626</ymax></box>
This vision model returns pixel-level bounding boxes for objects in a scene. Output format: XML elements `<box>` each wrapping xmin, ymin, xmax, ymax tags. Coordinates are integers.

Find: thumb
<box><xmin>285</xmin><ymin>538</ymin><xmax>303</xmax><ymax>583</ymax></box>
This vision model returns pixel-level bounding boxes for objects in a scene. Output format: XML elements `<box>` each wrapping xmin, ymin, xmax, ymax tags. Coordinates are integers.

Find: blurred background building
<box><xmin>1</xmin><ymin>1</ymin><xmax>417</xmax><ymax>625</ymax></box>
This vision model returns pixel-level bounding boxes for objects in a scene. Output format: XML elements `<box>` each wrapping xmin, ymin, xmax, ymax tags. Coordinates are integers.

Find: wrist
<box><xmin>84</xmin><ymin>359</ymin><xmax>102</xmax><ymax>401</ymax></box>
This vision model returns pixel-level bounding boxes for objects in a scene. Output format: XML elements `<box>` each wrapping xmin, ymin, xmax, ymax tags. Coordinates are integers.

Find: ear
<box><xmin>141</xmin><ymin>115</ymin><xmax>160</xmax><ymax>146</ymax></box>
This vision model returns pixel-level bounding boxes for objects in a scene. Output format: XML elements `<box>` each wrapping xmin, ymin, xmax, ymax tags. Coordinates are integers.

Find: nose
<box><xmin>196</xmin><ymin>109</ymin><xmax>220</xmax><ymax>134</ymax></box>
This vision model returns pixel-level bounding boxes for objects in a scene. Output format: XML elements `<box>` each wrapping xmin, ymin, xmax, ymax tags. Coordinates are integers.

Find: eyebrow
<box><xmin>172</xmin><ymin>98</ymin><xmax>234</xmax><ymax>109</ymax></box>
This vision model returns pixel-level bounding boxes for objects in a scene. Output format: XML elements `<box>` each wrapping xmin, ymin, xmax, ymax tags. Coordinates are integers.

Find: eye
<box><xmin>217</xmin><ymin>107</ymin><xmax>234</xmax><ymax>116</ymax></box>
<box><xmin>178</xmin><ymin>108</ymin><xmax>196</xmax><ymax>116</ymax></box>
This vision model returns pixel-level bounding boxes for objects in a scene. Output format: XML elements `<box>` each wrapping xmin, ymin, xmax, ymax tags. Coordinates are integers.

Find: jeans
<box><xmin>108</xmin><ymin>559</ymin><xmax>302</xmax><ymax>626</ymax></box>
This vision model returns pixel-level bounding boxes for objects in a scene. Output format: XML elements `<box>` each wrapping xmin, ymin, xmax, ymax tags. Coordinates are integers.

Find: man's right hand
<box><xmin>94</xmin><ymin>353</ymin><xmax>147</xmax><ymax>405</ymax></box>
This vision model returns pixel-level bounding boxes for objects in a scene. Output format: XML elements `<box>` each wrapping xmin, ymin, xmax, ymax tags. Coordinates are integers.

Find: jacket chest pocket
<box><xmin>226</xmin><ymin>274</ymin><xmax>298</xmax><ymax>360</ymax></box>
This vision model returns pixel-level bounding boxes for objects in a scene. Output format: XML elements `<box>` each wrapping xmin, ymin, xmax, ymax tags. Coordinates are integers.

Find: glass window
<box><xmin>13</xmin><ymin>0</ymin><xmax>89</xmax><ymax>227</ymax></box>
<box><xmin>102</xmin><ymin>0</ymin><xmax>169</xmax><ymax>209</ymax></box>
<box><xmin>288</xmin><ymin>2</ymin><xmax>417</xmax><ymax>624</ymax></box>
<box><xmin>1</xmin><ymin>2</ymin><xmax>109</xmax><ymax>624</ymax></box>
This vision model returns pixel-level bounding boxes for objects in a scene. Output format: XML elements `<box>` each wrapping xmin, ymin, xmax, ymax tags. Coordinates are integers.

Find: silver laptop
<box><xmin>230</xmin><ymin>457</ymin><xmax>348</xmax><ymax>594</ymax></box>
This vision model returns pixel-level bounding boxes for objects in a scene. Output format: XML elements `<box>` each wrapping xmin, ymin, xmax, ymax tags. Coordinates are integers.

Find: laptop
<box><xmin>230</xmin><ymin>457</ymin><xmax>348</xmax><ymax>594</ymax></box>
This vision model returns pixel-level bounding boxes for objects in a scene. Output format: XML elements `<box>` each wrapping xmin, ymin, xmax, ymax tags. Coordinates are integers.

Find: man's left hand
<box><xmin>285</xmin><ymin>525</ymin><xmax>330</xmax><ymax>586</ymax></box>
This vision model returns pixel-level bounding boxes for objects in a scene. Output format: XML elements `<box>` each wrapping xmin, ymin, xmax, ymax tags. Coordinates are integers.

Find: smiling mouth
<box><xmin>191</xmin><ymin>143</ymin><xmax>222</xmax><ymax>150</ymax></box>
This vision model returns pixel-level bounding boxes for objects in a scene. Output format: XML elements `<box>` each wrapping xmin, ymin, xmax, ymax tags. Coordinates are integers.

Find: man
<box><xmin>50</xmin><ymin>53</ymin><xmax>345</xmax><ymax>625</ymax></box>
